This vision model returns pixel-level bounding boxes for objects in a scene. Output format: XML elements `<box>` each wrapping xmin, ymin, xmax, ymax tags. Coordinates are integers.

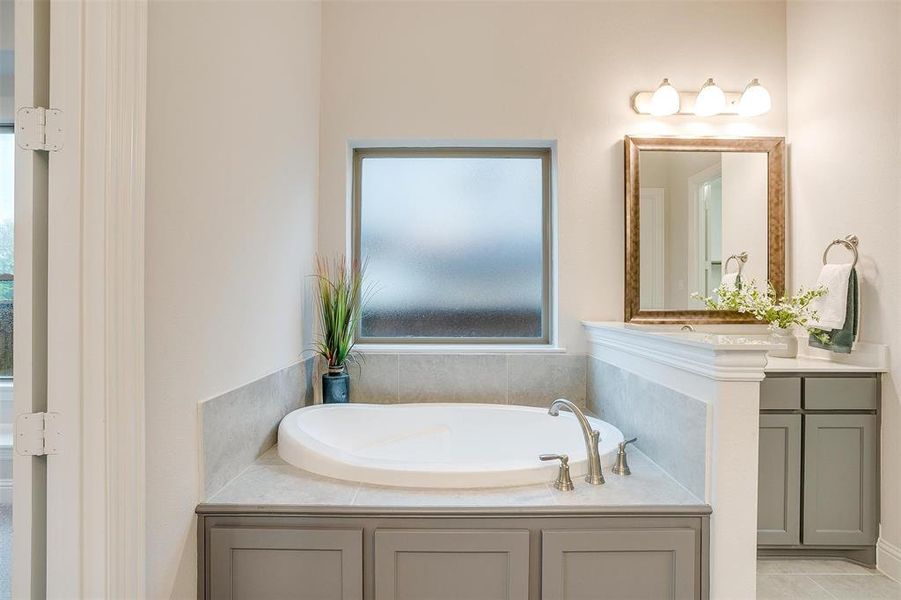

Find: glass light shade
<box><xmin>650</xmin><ymin>78</ymin><xmax>680</xmax><ymax>116</ymax></box>
<box><xmin>739</xmin><ymin>78</ymin><xmax>772</xmax><ymax>116</ymax></box>
<box><xmin>694</xmin><ymin>78</ymin><xmax>726</xmax><ymax>116</ymax></box>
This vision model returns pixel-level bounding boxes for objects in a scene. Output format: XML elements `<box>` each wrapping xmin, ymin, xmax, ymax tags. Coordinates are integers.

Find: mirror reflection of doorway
<box><xmin>639</xmin><ymin>187</ymin><xmax>665</xmax><ymax>309</ymax></box>
<box><xmin>688</xmin><ymin>165</ymin><xmax>723</xmax><ymax>300</ymax></box>
<box><xmin>700</xmin><ymin>175</ymin><xmax>723</xmax><ymax>296</ymax></box>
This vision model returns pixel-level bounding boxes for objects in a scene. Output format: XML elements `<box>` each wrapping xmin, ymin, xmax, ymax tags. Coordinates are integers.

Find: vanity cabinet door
<box><xmin>541</xmin><ymin>529</ymin><xmax>699</xmax><ymax>600</ymax></box>
<box><xmin>803</xmin><ymin>414</ymin><xmax>878</xmax><ymax>546</ymax></box>
<box><xmin>374</xmin><ymin>529</ymin><xmax>529</xmax><ymax>600</ymax></box>
<box><xmin>208</xmin><ymin>527</ymin><xmax>362</xmax><ymax>600</ymax></box>
<box><xmin>757</xmin><ymin>414</ymin><xmax>802</xmax><ymax>545</ymax></box>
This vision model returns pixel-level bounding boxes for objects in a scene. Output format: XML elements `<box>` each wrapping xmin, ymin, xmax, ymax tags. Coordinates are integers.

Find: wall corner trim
<box><xmin>878</xmin><ymin>537</ymin><xmax>901</xmax><ymax>583</ymax></box>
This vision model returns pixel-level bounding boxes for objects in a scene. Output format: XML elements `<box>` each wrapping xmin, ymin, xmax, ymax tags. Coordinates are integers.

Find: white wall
<box><xmin>786</xmin><ymin>0</ymin><xmax>901</xmax><ymax>580</ymax></box>
<box><xmin>145</xmin><ymin>1</ymin><xmax>321</xmax><ymax>597</ymax></box>
<box><xmin>721</xmin><ymin>152</ymin><xmax>768</xmax><ymax>284</ymax></box>
<box><xmin>319</xmin><ymin>1</ymin><xmax>788</xmax><ymax>352</ymax></box>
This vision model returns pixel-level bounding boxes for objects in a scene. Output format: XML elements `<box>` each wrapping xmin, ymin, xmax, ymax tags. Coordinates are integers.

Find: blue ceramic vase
<box><xmin>322</xmin><ymin>370</ymin><xmax>349</xmax><ymax>404</ymax></box>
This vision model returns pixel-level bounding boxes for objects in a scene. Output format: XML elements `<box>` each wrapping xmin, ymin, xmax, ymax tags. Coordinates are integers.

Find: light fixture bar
<box><xmin>632</xmin><ymin>90</ymin><xmax>744</xmax><ymax>115</ymax></box>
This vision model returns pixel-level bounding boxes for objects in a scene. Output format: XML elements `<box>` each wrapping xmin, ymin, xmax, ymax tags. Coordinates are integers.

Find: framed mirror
<box><xmin>624</xmin><ymin>136</ymin><xmax>785</xmax><ymax>324</ymax></box>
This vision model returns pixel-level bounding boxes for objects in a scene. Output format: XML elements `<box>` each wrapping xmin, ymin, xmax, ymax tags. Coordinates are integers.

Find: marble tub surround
<box><xmin>584</xmin><ymin>321</ymin><xmax>771</xmax><ymax>600</ymax></box>
<box><xmin>200</xmin><ymin>357</ymin><xmax>314</xmax><ymax>497</ymax></box>
<box><xmin>347</xmin><ymin>352</ymin><xmax>587</xmax><ymax>407</ymax></box>
<box><xmin>203</xmin><ymin>446</ymin><xmax>705</xmax><ymax>510</ymax></box>
<box><xmin>588</xmin><ymin>358</ymin><xmax>707</xmax><ymax>499</ymax></box>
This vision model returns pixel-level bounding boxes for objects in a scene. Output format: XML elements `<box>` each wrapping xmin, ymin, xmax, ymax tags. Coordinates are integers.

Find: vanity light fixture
<box><xmin>632</xmin><ymin>78</ymin><xmax>771</xmax><ymax>117</ymax></box>
<box><xmin>694</xmin><ymin>78</ymin><xmax>727</xmax><ymax>116</ymax></box>
<box><xmin>649</xmin><ymin>78</ymin><xmax>680</xmax><ymax>116</ymax></box>
<box><xmin>738</xmin><ymin>78</ymin><xmax>772</xmax><ymax>117</ymax></box>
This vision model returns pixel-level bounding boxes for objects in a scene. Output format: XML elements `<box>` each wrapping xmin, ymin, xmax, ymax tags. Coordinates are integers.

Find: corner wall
<box><xmin>786</xmin><ymin>0</ymin><xmax>901</xmax><ymax>580</ymax></box>
<box><xmin>144</xmin><ymin>1</ymin><xmax>321</xmax><ymax>597</ymax></box>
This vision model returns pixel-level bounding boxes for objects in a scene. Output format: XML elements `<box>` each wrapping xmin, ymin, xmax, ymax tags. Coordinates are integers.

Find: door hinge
<box><xmin>15</xmin><ymin>412</ymin><xmax>61</xmax><ymax>456</ymax></box>
<box><xmin>15</xmin><ymin>107</ymin><xmax>64</xmax><ymax>152</ymax></box>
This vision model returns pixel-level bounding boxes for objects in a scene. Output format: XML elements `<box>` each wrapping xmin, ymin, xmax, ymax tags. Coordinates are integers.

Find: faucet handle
<box><xmin>539</xmin><ymin>454</ymin><xmax>575</xmax><ymax>491</ymax></box>
<box><xmin>613</xmin><ymin>437</ymin><xmax>638</xmax><ymax>476</ymax></box>
<box><xmin>619</xmin><ymin>437</ymin><xmax>637</xmax><ymax>451</ymax></box>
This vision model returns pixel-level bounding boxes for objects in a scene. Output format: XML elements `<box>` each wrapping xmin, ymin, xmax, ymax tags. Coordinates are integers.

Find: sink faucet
<box><xmin>547</xmin><ymin>399</ymin><xmax>605</xmax><ymax>485</ymax></box>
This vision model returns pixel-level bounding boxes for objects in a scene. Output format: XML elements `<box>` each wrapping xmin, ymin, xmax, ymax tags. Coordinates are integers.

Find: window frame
<box><xmin>351</xmin><ymin>146</ymin><xmax>553</xmax><ymax>345</ymax></box>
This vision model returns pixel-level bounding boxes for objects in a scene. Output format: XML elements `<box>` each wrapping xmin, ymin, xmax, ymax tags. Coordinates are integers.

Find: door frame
<box><xmin>17</xmin><ymin>0</ymin><xmax>148</xmax><ymax>596</ymax></box>
<box><xmin>13</xmin><ymin>0</ymin><xmax>50</xmax><ymax>596</ymax></box>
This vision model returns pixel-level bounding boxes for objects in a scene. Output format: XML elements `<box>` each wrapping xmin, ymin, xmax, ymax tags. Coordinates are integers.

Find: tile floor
<box><xmin>758</xmin><ymin>559</ymin><xmax>901</xmax><ymax>599</ymax></box>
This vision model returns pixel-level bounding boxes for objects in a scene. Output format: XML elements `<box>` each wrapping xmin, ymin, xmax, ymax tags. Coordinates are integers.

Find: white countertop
<box><xmin>764</xmin><ymin>338</ymin><xmax>888</xmax><ymax>373</ymax></box>
<box><xmin>765</xmin><ymin>354</ymin><xmax>887</xmax><ymax>373</ymax></box>
<box><xmin>201</xmin><ymin>446</ymin><xmax>706</xmax><ymax>513</ymax></box>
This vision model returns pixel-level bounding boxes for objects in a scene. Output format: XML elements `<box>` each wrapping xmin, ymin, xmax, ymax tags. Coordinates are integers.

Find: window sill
<box><xmin>353</xmin><ymin>344</ymin><xmax>567</xmax><ymax>354</ymax></box>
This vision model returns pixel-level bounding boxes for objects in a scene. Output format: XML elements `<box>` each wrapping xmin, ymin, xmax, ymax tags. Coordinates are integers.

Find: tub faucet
<box><xmin>547</xmin><ymin>399</ymin><xmax>605</xmax><ymax>485</ymax></box>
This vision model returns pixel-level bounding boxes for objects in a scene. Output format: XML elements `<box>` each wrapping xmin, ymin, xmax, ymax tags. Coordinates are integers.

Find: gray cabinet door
<box><xmin>541</xmin><ymin>529</ymin><xmax>698</xmax><ymax>600</ymax></box>
<box><xmin>374</xmin><ymin>529</ymin><xmax>529</xmax><ymax>600</ymax></box>
<box><xmin>758</xmin><ymin>414</ymin><xmax>801</xmax><ymax>545</ymax></box>
<box><xmin>208</xmin><ymin>527</ymin><xmax>362</xmax><ymax>600</ymax></box>
<box><xmin>803</xmin><ymin>414</ymin><xmax>878</xmax><ymax>545</ymax></box>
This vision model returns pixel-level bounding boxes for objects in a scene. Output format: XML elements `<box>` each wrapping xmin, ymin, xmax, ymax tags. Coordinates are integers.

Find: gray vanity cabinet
<box><xmin>541</xmin><ymin>529</ymin><xmax>699</xmax><ymax>600</ymax></box>
<box><xmin>208</xmin><ymin>527</ymin><xmax>363</xmax><ymax>600</ymax></box>
<box><xmin>757</xmin><ymin>414</ymin><xmax>801</xmax><ymax>545</ymax></box>
<box><xmin>803</xmin><ymin>413</ymin><xmax>878</xmax><ymax>545</ymax></box>
<box><xmin>374</xmin><ymin>529</ymin><xmax>529</xmax><ymax>600</ymax></box>
<box><xmin>757</xmin><ymin>373</ymin><xmax>879</xmax><ymax>557</ymax></box>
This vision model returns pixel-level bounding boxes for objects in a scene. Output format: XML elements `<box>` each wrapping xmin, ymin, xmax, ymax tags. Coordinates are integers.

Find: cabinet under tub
<box><xmin>197</xmin><ymin>509</ymin><xmax>710</xmax><ymax>600</ymax></box>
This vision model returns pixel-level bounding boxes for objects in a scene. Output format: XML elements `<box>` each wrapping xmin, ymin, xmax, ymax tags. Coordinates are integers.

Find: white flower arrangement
<box><xmin>692</xmin><ymin>280</ymin><xmax>828</xmax><ymax>340</ymax></box>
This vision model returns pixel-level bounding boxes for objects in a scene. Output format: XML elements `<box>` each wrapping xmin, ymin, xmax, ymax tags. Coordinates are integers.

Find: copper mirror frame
<box><xmin>624</xmin><ymin>135</ymin><xmax>786</xmax><ymax>324</ymax></box>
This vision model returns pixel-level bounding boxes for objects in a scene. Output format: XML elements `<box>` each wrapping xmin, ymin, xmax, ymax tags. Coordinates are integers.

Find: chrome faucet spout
<box><xmin>547</xmin><ymin>398</ymin><xmax>605</xmax><ymax>485</ymax></box>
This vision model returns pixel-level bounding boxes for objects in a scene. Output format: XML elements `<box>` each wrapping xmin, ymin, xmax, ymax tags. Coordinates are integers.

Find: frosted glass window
<box><xmin>354</xmin><ymin>148</ymin><xmax>550</xmax><ymax>343</ymax></box>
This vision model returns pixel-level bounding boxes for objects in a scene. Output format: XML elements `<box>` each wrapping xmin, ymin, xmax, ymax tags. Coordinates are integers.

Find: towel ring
<box><xmin>822</xmin><ymin>235</ymin><xmax>859</xmax><ymax>268</ymax></box>
<box><xmin>724</xmin><ymin>251</ymin><xmax>748</xmax><ymax>276</ymax></box>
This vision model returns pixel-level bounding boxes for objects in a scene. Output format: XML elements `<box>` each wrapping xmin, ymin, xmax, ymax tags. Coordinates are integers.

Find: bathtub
<box><xmin>277</xmin><ymin>403</ymin><xmax>624</xmax><ymax>488</ymax></box>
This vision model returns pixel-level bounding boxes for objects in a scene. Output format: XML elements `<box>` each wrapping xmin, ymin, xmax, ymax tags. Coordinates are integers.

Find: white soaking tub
<box><xmin>277</xmin><ymin>403</ymin><xmax>624</xmax><ymax>488</ymax></box>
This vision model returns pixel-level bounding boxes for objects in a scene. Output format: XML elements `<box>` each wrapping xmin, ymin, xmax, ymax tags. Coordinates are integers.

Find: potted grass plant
<box><xmin>313</xmin><ymin>256</ymin><xmax>368</xmax><ymax>403</ymax></box>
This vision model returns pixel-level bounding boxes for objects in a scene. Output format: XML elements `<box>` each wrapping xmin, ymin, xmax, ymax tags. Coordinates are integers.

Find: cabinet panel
<box><xmin>803</xmin><ymin>414</ymin><xmax>878</xmax><ymax>545</ymax></box>
<box><xmin>374</xmin><ymin>529</ymin><xmax>529</xmax><ymax>600</ymax></box>
<box><xmin>541</xmin><ymin>529</ymin><xmax>698</xmax><ymax>600</ymax></box>
<box><xmin>760</xmin><ymin>377</ymin><xmax>801</xmax><ymax>410</ymax></box>
<box><xmin>758</xmin><ymin>414</ymin><xmax>801</xmax><ymax>545</ymax></box>
<box><xmin>804</xmin><ymin>377</ymin><xmax>877</xmax><ymax>411</ymax></box>
<box><xmin>208</xmin><ymin>527</ymin><xmax>362</xmax><ymax>600</ymax></box>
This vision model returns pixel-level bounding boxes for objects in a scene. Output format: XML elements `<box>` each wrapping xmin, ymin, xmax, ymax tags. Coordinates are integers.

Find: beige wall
<box><xmin>145</xmin><ymin>1</ymin><xmax>321</xmax><ymax>597</ymax></box>
<box><xmin>786</xmin><ymin>1</ymin><xmax>901</xmax><ymax>578</ymax></box>
<box><xmin>319</xmin><ymin>1</ymin><xmax>788</xmax><ymax>352</ymax></box>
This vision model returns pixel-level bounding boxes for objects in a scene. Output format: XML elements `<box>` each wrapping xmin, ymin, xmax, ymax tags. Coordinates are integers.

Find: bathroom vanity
<box><xmin>197</xmin><ymin>449</ymin><xmax>710</xmax><ymax>600</ymax></box>
<box><xmin>758</xmin><ymin>359</ymin><xmax>883</xmax><ymax>564</ymax></box>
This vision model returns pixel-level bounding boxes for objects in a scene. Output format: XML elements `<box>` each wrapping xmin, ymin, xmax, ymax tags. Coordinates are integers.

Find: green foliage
<box><xmin>692</xmin><ymin>280</ymin><xmax>828</xmax><ymax>333</ymax></box>
<box><xmin>313</xmin><ymin>256</ymin><xmax>370</xmax><ymax>372</ymax></box>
